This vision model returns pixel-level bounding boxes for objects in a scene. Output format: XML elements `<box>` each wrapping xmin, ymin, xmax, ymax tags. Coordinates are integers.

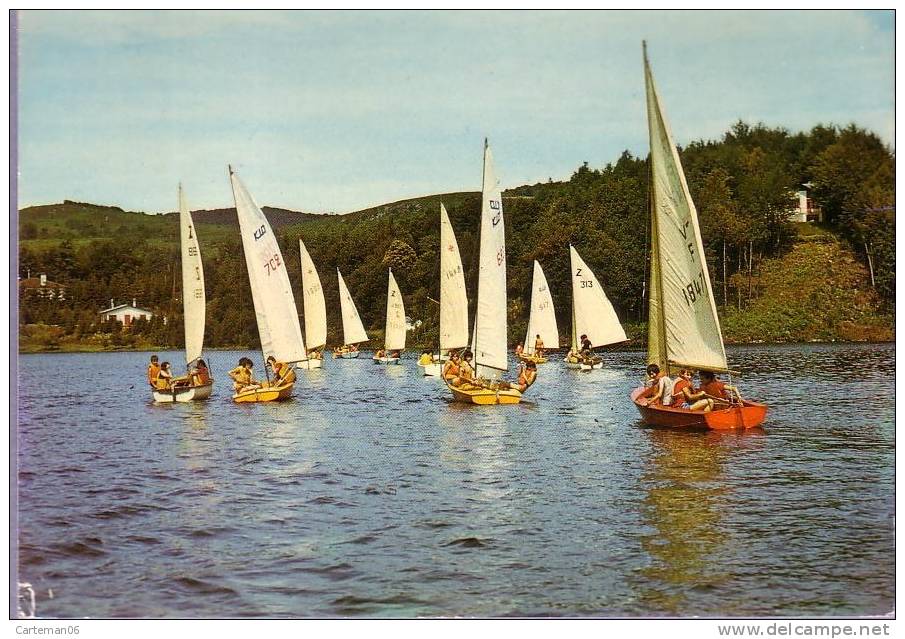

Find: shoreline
<box><xmin>17</xmin><ymin>340</ymin><xmax>896</xmax><ymax>355</ymax></box>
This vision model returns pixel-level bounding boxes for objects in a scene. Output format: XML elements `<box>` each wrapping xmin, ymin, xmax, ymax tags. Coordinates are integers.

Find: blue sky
<box><xmin>16</xmin><ymin>10</ymin><xmax>894</xmax><ymax>214</ymax></box>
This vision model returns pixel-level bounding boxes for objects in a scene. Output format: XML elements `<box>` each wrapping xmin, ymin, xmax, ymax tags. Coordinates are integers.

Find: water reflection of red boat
<box><xmin>631</xmin><ymin>388</ymin><xmax>767</xmax><ymax>430</ymax></box>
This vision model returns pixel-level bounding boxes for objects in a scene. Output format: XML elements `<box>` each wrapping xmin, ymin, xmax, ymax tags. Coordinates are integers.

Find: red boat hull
<box><xmin>630</xmin><ymin>387</ymin><xmax>767</xmax><ymax>430</ymax></box>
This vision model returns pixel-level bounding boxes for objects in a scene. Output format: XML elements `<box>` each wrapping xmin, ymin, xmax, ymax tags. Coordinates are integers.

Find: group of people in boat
<box><xmin>441</xmin><ymin>349</ymin><xmax>538</xmax><ymax>394</ymax></box>
<box><xmin>515</xmin><ymin>334</ymin><xmax>546</xmax><ymax>360</ymax></box>
<box><xmin>227</xmin><ymin>356</ymin><xmax>297</xmax><ymax>393</ymax></box>
<box><xmin>147</xmin><ymin>354</ymin><xmax>211</xmax><ymax>391</ymax></box>
<box><xmin>637</xmin><ymin>363</ymin><xmax>741</xmax><ymax>412</ymax></box>
<box><xmin>564</xmin><ymin>334</ymin><xmax>602</xmax><ymax>366</ymax></box>
<box><xmin>332</xmin><ymin>344</ymin><xmax>359</xmax><ymax>357</ymax></box>
<box><xmin>373</xmin><ymin>349</ymin><xmax>402</xmax><ymax>359</ymax></box>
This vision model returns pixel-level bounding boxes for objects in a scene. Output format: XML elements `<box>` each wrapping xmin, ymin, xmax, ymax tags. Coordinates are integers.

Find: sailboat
<box><xmin>297</xmin><ymin>239</ymin><xmax>326</xmax><ymax>370</ymax></box>
<box><xmin>446</xmin><ymin>140</ymin><xmax>524</xmax><ymax>405</ymax></box>
<box><xmin>420</xmin><ymin>203</ymin><xmax>469</xmax><ymax>377</ymax></box>
<box><xmin>631</xmin><ymin>43</ymin><xmax>767</xmax><ymax>429</ymax></box>
<box><xmin>229</xmin><ymin>166</ymin><xmax>307</xmax><ymax>402</ymax></box>
<box><xmin>334</xmin><ymin>269</ymin><xmax>369</xmax><ymax>358</ymax></box>
<box><xmin>564</xmin><ymin>245</ymin><xmax>627</xmax><ymax>371</ymax></box>
<box><xmin>519</xmin><ymin>260</ymin><xmax>558</xmax><ymax>365</ymax></box>
<box><xmin>373</xmin><ymin>269</ymin><xmax>406</xmax><ymax>364</ymax></box>
<box><xmin>153</xmin><ymin>184</ymin><xmax>214</xmax><ymax>403</ymax></box>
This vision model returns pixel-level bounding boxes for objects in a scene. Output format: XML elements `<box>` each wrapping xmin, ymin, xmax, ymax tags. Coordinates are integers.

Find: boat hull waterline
<box><xmin>445</xmin><ymin>379</ymin><xmax>523</xmax><ymax>405</ymax></box>
<box><xmin>232</xmin><ymin>382</ymin><xmax>294</xmax><ymax>403</ymax></box>
<box><xmin>630</xmin><ymin>387</ymin><xmax>767</xmax><ymax>430</ymax></box>
<box><xmin>373</xmin><ymin>357</ymin><xmax>401</xmax><ymax>365</ymax></box>
<box><xmin>333</xmin><ymin>351</ymin><xmax>360</xmax><ymax>359</ymax></box>
<box><xmin>419</xmin><ymin>362</ymin><xmax>442</xmax><ymax>377</ymax></box>
<box><xmin>296</xmin><ymin>358</ymin><xmax>324</xmax><ymax>370</ymax></box>
<box><xmin>152</xmin><ymin>382</ymin><xmax>213</xmax><ymax>403</ymax></box>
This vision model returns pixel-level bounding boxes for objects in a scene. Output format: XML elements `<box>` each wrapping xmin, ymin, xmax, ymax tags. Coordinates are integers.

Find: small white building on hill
<box><xmin>99</xmin><ymin>298</ymin><xmax>154</xmax><ymax>327</ymax></box>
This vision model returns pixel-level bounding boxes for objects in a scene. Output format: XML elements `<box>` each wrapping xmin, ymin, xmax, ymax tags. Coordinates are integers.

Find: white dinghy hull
<box><xmin>152</xmin><ymin>383</ymin><xmax>213</xmax><ymax>403</ymax></box>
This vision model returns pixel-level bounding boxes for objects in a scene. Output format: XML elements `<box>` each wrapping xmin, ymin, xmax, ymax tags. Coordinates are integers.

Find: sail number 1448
<box><xmin>681</xmin><ymin>270</ymin><xmax>707</xmax><ymax>307</ymax></box>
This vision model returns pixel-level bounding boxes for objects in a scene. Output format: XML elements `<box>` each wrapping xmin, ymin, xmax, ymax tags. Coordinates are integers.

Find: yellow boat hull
<box><xmin>445</xmin><ymin>379</ymin><xmax>523</xmax><ymax>405</ymax></box>
<box><xmin>518</xmin><ymin>353</ymin><xmax>547</xmax><ymax>364</ymax></box>
<box><xmin>232</xmin><ymin>382</ymin><xmax>294</xmax><ymax>403</ymax></box>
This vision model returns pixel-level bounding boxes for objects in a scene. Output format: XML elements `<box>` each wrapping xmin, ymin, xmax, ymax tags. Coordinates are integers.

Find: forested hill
<box><xmin>18</xmin><ymin>121</ymin><xmax>895</xmax><ymax>352</ymax></box>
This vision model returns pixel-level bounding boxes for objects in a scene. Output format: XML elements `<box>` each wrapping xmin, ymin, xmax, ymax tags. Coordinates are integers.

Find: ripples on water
<box><xmin>16</xmin><ymin>344</ymin><xmax>894</xmax><ymax>617</ymax></box>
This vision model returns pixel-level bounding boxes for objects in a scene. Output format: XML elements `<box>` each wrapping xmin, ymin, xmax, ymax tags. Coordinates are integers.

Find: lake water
<box><xmin>15</xmin><ymin>344</ymin><xmax>894</xmax><ymax>618</ymax></box>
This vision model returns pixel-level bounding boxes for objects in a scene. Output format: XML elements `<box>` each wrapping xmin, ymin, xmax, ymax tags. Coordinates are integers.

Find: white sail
<box><xmin>179</xmin><ymin>184</ymin><xmax>205</xmax><ymax>365</ymax></box>
<box><xmin>523</xmin><ymin>260</ymin><xmax>558</xmax><ymax>355</ymax></box>
<box><xmin>644</xmin><ymin>44</ymin><xmax>727</xmax><ymax>372</ymax></box>
<box><xmin>299</xmin><ymin>239</ymin><xmax>327</xmax><ymax>350</ymax></box>
<box><xmin>439</xmin><ymin>203</ymin><xmax>469</xmax><ymax>352</ymax></box>
<box><xmin>384</xmin><ymin>270</ymin><xmax>406</xmax><ymax>351</ymax></box>
<box><xmin>337</xmin><ymin>269</ymin><xmax>369</xmax><ymax>345</ymax></box>
<box><xmin>570</xmin><ymin>245</ymin><xmax>627</xmax><ymax>348</ymax></box>
<box><xmin>472</xmin><ymin>140</ymin><xmax>508</xmax><ymax>378</ymax></box>
<box><xmin>229</xmin><ymin>167</ymin><xmax>307</xmax><ymax>363</ymax></box>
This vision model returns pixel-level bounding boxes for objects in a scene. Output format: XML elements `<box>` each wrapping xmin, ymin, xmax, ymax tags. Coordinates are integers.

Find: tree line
<box><xmin>19</xmin><ymin>121</ymin><xmax>894</xmax><ymax>351</ymax></box>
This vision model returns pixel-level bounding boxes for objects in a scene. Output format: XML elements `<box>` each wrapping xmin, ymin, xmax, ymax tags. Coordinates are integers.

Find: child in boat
<box><xmin>698</xmin><ymin>370</ymin><xmax>741</xmax><ymax>406</ymax></box>
<box><xmin>147</xmin><ymin>355</ymin><xmax>160</xmax><ymax>389</ymax></box>
<box><xmin>229</xmin><ymin>358</ymin><xmax>260</xmax><ymax>393</ymax></box>
<box><xmin>671</xmin><ymin>368</ymin><xmax>713</xmax><ymax>411</ymax></box>
<box><xmin>578</xmin><ymin>334</ymin><xmax>597</xmax><ymax>365</ymax></box>
<box><xmin>515</xmin><ymin>343</ymin><xmax>523</xmax><ymax>356</ymax></box>
<box><xmin>640</xmin><ymin>363</ymin><xmax>674</xmax><ymax>406</ymax></box>
<box><xmin>454</xmin><ymin>350</ymin><xmax>476</xmax><ymax>387</ymax></box>
<box><xmin>516</xmin><ymin>361</ymin><xmax>538</xmax><ymax>392</ymax></box>
<box><xmin>374</xmin><ymin>349</ymin><xmax>386</xmax><ymax>359</ymax></box>
<box><xmin>389</xmin><ymin>350</ymin><xmax>401</xmax><ymax>359</ymax></box>
<box><xmin>190</xmin><ymin>359</ymin><xmax>212</xmax><ymax>386</ymax></box>
<box><xmin>156</xmin><ymin>361</ymin><xmax>173</xmax><ymax>390</ymax></box>
<box><xmin>266</xmin><ymin>356</ymin><xmax>296</xmax><ymax>386</ymax></box>
<box><xmin>534</xmin><ymin>335</ymin><xmax>545</xmax><ymax>358</ymax></box>
<box><xmin>442</xmin><ymin>351</ymin><xmax>461</xmax><ymax>382</ymax></box>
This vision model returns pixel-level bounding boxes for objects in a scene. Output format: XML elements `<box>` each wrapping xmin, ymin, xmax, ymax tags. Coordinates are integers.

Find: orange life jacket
<box><xmin>671</xmin><ymin>378</ymin><xmax>691</xmax><ymax>406</ymax></box>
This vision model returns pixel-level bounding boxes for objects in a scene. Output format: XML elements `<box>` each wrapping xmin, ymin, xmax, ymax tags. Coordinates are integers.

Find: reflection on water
<box><xmin>15</xmin><ymin>345</ymin><xmax>894</xmax><ymax>618</ymax></box>
<box><xmin>636</xmin><ymin>429</ymin><xmax>766</xmax><ymax>613</ymax></box>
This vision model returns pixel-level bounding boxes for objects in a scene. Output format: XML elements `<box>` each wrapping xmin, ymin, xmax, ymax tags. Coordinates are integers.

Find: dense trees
<box><xmin>18</xmin><ymin>121</ymin><xmax>894</xmax><ymax>350</ymax></box>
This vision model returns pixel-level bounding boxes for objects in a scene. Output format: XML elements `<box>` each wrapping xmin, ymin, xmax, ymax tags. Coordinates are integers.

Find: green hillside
<box><xmin>17</xmin><ymin>121</ymin><xmax>894</xmax><ymax>353</ymax></box>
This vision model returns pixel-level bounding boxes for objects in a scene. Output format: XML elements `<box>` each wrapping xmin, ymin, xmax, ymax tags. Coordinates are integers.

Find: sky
<box><xmin>15</xmin><ymin>9</ymin><xmax>895</xmax><ymax>215</ymax></box>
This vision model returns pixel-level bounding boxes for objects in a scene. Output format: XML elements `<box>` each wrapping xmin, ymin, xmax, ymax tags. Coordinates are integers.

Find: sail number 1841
<box><xmin>681</xmin><ymin>270</ymin><xmax>707</xmax><ymax>307</ymax></box>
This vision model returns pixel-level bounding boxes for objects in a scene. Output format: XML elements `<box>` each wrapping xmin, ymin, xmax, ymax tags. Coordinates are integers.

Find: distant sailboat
<box><xmin>420</xmin><ymin>203</ymin><xmax>469</xmax><ymax>377</ymax></box>
<box><xmin>446</xmin><ymin>140</ymin><xmax>526</xmax><ymax>404</ymax></box>
<box><xmin>153</xmin><ymin>184</ymin><xmax>213</xmax><ymax>403</ymax></box>
<box><xmin>564</xmin><ymin>245</ymin><xmax>627</xmax><ymax>371</ymax></box>
<box><xmin>229</xmin><ymin>166</ymin><xmax>307</xmax><ymax>402</ymax></box>
<box><xmin>374</xmin><ymin>269</ymin><xmax>406</xmax><ymax>364</ymax></box>
<box><xmin>630</xmin><ymin>43</ymin><xmax>767</xmax><ymax>429</ymax></box>
<box><xmin>334</xmin><ymin>269</ymin><xmax>369</xmax><ymax>358</ymax></box>
<box><xmin>519</xmin><ymin>260</ymin><xmax>558</xmax><ymax>365</ymax></box>
<box><xmin>297</xmin><ymin>239</ymin><xmax>326</xmax><ymax>370</ymax></box>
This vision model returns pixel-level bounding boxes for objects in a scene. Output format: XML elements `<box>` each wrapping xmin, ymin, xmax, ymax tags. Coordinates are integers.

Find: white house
<box><xmin>99</xmin><ymin>298</ymin><xmax>155</xmax><ymax>327</ymax></box>
<box><xmin>788</xmin><ymin>185</ymin><xmax>823</xmax><ymax>223</ymax></box>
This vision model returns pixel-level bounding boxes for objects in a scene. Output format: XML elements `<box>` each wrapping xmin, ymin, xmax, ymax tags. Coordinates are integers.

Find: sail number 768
<box><xmin>264</xmin><ymin>253</ymin><xmax>282</xmax><ymax>275</ymax></box>
<box><xmin>681</xmin><ymin>270</ymin><xmax>707</xmax><ymax>306</ymax></box>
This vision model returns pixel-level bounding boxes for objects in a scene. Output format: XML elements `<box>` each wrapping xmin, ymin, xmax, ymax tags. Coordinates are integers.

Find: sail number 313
<box><xmin>682</xmin><ymin>270</ymin><xmax>706</xmax><ymax>306</ymax></box>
